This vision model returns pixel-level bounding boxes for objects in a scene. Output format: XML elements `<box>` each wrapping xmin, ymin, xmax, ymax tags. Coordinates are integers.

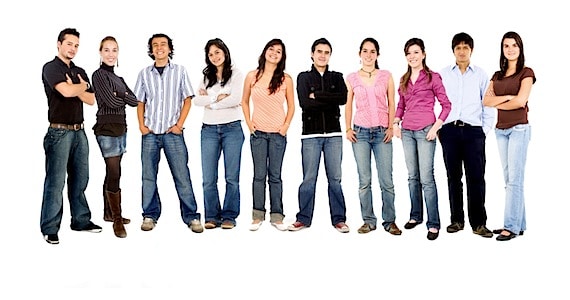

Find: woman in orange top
<box><xmin>241</xmin><ymin>38</ymin><xmax>295</xmax><ymax>231</ymax></box>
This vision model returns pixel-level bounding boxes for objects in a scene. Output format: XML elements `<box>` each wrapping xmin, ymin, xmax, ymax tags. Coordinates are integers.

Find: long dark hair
<box><xmin>202</xmin><ymin>38</ymin><xmax>233</xmax><ymax>89</ymax></box>
<box><xmin>399</xmin><ymin>37</ymin><xmax>432</xmax><ymax>93</ymax></box>
<box><xmin>497</xmin><ymin>31</ymin><xmax>525</xmax><ymax>80</ymax></box>
<box><xmin>255</xmin><ymin>38</ymin><xmax>286</xmax><ymax>95</ymax></box>
<box><xmin>359</xmin><ymin>37</ymin><xmax>380</xmax><ymax>69</ymax></box>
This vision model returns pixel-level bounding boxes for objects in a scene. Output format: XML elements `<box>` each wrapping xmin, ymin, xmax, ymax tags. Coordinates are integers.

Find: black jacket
<box><xmin>296</xmin><ymin>65</ymin><xmax>347</xmax><ymax>135</ymax></box>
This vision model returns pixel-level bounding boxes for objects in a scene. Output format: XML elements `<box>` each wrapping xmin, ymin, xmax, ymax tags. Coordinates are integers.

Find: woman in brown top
<box><xmin>483</xmin><ymin>31</ymin><xmax>536</xmax><ymax>241</ymax></box>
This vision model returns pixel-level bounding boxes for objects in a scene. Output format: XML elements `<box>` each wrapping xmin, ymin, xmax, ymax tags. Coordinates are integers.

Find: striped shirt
<box><xmin>251</xmin><ymin>79</ymin><xmax>287</xmax><ymax>133</ymax></box>
<box><xmin>134</xmin><ymin>62</ymin><xmax>195</xmax><ymax>134</ymax></box>
<box><xmin>92</xmin><ymin>64</ymin><xmax>139</xmax><ymax>125</ymax></box>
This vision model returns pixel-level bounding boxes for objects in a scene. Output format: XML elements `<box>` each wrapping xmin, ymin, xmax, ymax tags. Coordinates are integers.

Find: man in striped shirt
<box><xmin>134</xmin><ymin>33</ymin><xmax>203</xmax><ymax>233</ymax></box>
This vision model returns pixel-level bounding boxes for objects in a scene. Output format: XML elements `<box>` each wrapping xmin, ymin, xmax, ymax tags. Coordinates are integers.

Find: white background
<box><xmin>1</xmin><ymin>0</ymin><xmax>568</xmax><ymax>299</ymax></box>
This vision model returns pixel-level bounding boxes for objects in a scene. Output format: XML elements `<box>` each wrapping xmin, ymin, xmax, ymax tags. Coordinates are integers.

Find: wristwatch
<box><xmin>85</xmin><ymin>82</ymin><xmax>91</xmax><ymax>91</ymax></box>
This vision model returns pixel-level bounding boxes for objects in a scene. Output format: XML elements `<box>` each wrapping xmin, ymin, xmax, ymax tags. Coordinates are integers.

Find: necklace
<box><xmin>360</xmin><ymin>68</ymin><xmax>375</xmax><ymax>78</ymax></box>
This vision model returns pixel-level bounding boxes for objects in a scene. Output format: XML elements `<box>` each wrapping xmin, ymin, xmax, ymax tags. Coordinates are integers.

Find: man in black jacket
<box><xmin>288</xmin><ymin>38</ymin><xmax>350</xmax><ymax>233</ymax></box>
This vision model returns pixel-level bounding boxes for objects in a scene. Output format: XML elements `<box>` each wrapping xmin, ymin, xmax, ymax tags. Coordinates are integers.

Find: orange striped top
<box><xmin>250</xmin><ymin>79</ymin><xmax>287</xmax><ymax>133</ymax></box>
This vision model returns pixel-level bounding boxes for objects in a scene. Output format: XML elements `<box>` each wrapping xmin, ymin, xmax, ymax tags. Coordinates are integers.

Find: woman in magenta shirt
<box><xmin>393</xmin><ymin>37</ymin><xmax>452</xmax><ymax>241</ymax></box>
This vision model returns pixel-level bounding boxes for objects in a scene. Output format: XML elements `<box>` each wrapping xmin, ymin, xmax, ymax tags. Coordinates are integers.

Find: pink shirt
<box><xmin>347</xmin><ymin>70</ymin><xmax>391</xmax><ymax>128</ymax></box>
<box><xmin>396</xmin><ymin>70</ymin><xmax>452</xmax><ymax>130</ymax></box>
<box><xmin>251</xmin><ymin>79</ymin><xmax>287</xmax><ymax>133</ymax></box>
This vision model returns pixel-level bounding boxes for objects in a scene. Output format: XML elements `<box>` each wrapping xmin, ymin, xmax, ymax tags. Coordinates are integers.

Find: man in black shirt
<box><xmin>40</xmin><ymin>28</ymin><xmax>102</xmax><ymax>244</ymax></box>
<box><xmin>288</xmin><ymin>38</ymin><xmax>350</xmax><ymax>233</ymax></box>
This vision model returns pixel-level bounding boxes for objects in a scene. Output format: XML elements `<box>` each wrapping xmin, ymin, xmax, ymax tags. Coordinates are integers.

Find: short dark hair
<box><xmin>147</xmin><ymin>33</ymin><xmax>174</xmax><ymax>60</ymax></box>
<box><xmin>58</xmin><ymin>28</ymin><xmax>80</xmax><ymax>43</ymax></box>
<box><xmin>311</xmin><ymin>38</ymin><xmax>332</xmax><ymax>53</ymax></box>
<box><xmin>451</xmin><ymin>32</ymin><xmax>474</xmax><ymax>50</ymax></box>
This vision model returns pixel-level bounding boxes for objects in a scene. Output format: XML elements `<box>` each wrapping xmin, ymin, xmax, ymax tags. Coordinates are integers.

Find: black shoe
<box><xmin>493</xmin><ymin>228</ymin><xmax>524</xmax><ymax>235</ymax></box>
<box><xmin>427</xmin><ymin>230</ymin><xmax>439</xmax><ymax>240</ymax></box>
<box><xmin>44</xmin><ymin>234</ymin><xmax>59</xmax><ymax>244</ymax></box>
<box><xmin>446</xmin><ymin>222</ymin><xmax>464</xmax><ymax>233</ymax></box>
<box><xmin>71</xmin><ymin>221</ymin><xmax>102</xmax><ymax>233</ymax></box>
<box><xmin>404</xmin><ymin>220</ymin><xmax>422</xmax><ymax>229</ymax></box>
<box><xmin>496</xmin><ymin>230</ymin><xmax>517</xmax><ymax>241</ymax></box>
<box><xmin>473</xmin><ymin>225</ymin><xmax>493</xmax><ymax>238</ymax></box>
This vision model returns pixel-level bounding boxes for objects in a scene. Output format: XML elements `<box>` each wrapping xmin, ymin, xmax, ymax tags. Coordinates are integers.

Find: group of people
<box><xmin>40</xmin><ymin>28</ymin><xmax>535</xmax><ymax>244</ymax></box>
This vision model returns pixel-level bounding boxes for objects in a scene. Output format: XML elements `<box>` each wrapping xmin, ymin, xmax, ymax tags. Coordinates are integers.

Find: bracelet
<box><xmin>346</xmin><ymin>128</ymin><xmax>353</xmax><ymax>133</ymax></box>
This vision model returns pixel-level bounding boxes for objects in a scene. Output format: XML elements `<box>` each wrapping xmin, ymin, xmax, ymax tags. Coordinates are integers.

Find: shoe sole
<box><xmin>44</xmin><ymin>236</ymin><xmax>59</xmax><ymax>244</ymax></box>
<box><xmin>473</xmin><ymin>231</ymin><xmax>493</xmax><ymax>238</ymax></box>
<box><xmin>288</xmin><ymin>226</ymin><xmax>305</xmax><ymax>231</ymax></box>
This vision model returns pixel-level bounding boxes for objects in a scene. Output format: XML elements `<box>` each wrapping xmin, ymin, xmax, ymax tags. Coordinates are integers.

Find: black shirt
<box><xmin>42</xmin><ymin>56</ymin><xmax>93</xmax><ymax>124</ymax></box>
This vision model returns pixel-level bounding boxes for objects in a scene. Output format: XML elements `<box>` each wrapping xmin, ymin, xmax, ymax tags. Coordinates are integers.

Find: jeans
<box><xmin>201</xmin><ymin>121</ymin><xmax>244</xmax><ymax>225</ymax></box>
<box><xmin>439</xmin><ymin>124</ymin><xmax>487</xmax><ymax>229</ymax></box>
<box><xmin>41</xmin><ymin>128</ymin><xmax>93</xmax><ymax>235</ymax></box>
<box><xmin>496</xmin><ymin>124</ymin><xmax>530</xmax><ymax>234</ymax></box>
<box><xmin>401</xmin><ymin>125</ymin><xmax>440</xmax><ymax>229</ymax></box>
<box><xmin>250</xmin><ymin>131</ymin><xmax>286</xmax><ymax>223</ymax></box>
<box><xmin>297</xmin><ymin>136</ymin><xmax>346</xmax><ymax>226</ymax></box>
<box><xmin>351</xmin><ymin>125</ymin><xmax>396</xmax><ymax>229</ymax></box>
<box><xmin>141</xmin><ymin>132</ymin><xmax>200</xmax><ymax>224</ymax></box>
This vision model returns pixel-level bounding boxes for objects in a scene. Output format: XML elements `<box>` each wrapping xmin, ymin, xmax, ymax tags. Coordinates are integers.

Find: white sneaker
<box><xmin>271</xmin><ymin>222</ymin><xmax>288</xmax><ymax>231</ymax></box>
<box><xmin>141</xmin><ymin>217</ymin><xmax>156</xmax><ymax>231</ymax></box>
<box><xmin>249</xmin><ymin>221</ymin><xmax>263</xmax><ymax>231</ymax></box>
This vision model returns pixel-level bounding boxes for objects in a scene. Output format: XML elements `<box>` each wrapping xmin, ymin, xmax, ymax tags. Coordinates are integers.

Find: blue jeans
<box><xmin>201</xmin><ymin>121</ymin><xmax>244</xmax><ymax>225</ymax></box>
<box><xmin>496</xmin><ymin>124</ymin><xmax>530</xmax><ymax>234</ymax></box>
<box><xmin>250</xmin><ymin>131</ymin><xmax>286</xmax><ymax>223</ymax></box>
<box><xmin>141</xmin><ymin>132</ymin><xmax>200</xmax><ymax>224</ymax></box>
<box><xmin>41</xmin><ymin>128</ymin><xmax>93</xmax><ymax>235</ymax></box>
<box><xmin>297</xmin><ymin>136</ymin><xmax>346</xmax><ymax>226</ymax></box>
<box><xmin>352</xmin><ymin>125</ymin><xmax>396</xmax><ymax>229</ymax></box>
<box><xmin>401</xmin><ymin>125</ymin><xmax>440</xmax><ymax>229</ymax></box>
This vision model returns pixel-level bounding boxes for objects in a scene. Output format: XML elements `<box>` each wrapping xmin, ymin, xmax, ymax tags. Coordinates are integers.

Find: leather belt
<box><xmin>451</xmin><ymin>120</ymin><xmax>470</xmax><ymax>127</ymax></box>
<box><xmin>50</xmin><ymin>123</ymin><xmax>84</xmax><ymax>131</ymax></box>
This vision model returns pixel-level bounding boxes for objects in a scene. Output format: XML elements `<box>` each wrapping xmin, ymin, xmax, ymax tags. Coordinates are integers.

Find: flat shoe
<box><xmin>496</xmin><ymin>231</ymin><xmax>517</xmax><ymax>241</ymax></box>
<box><xmin>493</xmin><ymin>228</ymin><xmax>524</xmax><ymax>235</ymax></box>
<box><xmin>271</xmin><ymin>222</ymin><xmax>288</xmax><ymax>231</ymax></box>
<box><xmin>249</xmin><ymin>221</ymin><xmax>263</xmax><ymax>231</ymax></box>
<box><xmin>404</xmin><ymin>220</ymin><xmax>422</xmax><ymax>229</ymax></box>
<box><xmin>427</xmin><ymin>230</ymin><xmax>439</xmax><ymax>240</ymax></box>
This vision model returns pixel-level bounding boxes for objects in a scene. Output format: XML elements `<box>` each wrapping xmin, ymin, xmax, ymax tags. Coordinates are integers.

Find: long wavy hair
<box><xmin>255</xmin><ymin>38</ymin><xmax>286</xmax><ymax>95</ymax></box>
<box><xmin>399</xmin><ymin>37</ymin><xmax>432</xmax><ymax>93</ymax></box>
<box><xmin>202</xmin><ymin>38</ymin><xmax>233</xmax><ymax>89</ymax></box>
<box><xmin>497</xmin><ymin>31</ymin><xmax>525</xmax><ymax>80</ymax></box>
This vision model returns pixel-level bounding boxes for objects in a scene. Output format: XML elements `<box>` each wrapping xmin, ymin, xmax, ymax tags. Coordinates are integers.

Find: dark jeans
<box><xmin>439</xmin><ymin>123</ymin><xmax>487</xmax><ymax>229</ymax></box>
<box><xmin>41</xmin><ymin>128</ymin><xmax>93</xmax><ymax>235</ymax></box>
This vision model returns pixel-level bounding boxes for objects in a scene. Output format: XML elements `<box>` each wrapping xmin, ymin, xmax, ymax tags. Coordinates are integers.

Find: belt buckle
<box><xmin>455</xmin><ymin>120</ymin><xmax>465</xmax><ymax>126</ymax></box>
<box><xmin>72</xmin><ymin>124</ymin><xmax>82</xmax><ymax>131</ymax></box>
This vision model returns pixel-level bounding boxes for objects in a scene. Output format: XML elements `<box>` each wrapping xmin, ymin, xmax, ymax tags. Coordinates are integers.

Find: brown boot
<box><xmin>104</xmin><ymin>184</ymin><xmax>130</xmax><ymax>224</ymax></box>
<box><xmin>103</xmin><ymin>184</ymin><xmax>113</xmax><ymax>222</ymax></box>
<box><xmin>106</xmin><ymin>190</ymin><xmax>127</xmax><ymax>238</ymax></box>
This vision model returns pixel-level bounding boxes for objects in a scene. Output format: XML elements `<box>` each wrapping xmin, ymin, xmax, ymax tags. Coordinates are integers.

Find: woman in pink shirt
<box><xmin>241</xmin><ymin>38</ymin><xmax>295</xmax><ymax>232</ymax></box>
<box><xmin>393</xmin><ymin>37</ymin><xmax>452</xmax><ymax>240</ymax></box>
<box><xmin>345</xmin><ymin>37</ymin><xmax>401</xmax><ymax>236</ymax></box>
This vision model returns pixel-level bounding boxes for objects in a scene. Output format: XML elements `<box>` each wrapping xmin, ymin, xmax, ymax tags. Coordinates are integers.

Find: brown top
<box><xmin>491</xmin><ymin>67</ymin><xmax>535</xmax><ymax>129</ymax></box>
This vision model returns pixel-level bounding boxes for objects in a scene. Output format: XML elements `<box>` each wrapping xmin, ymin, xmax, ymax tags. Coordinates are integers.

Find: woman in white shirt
<box><xmin>193</xmin><ymin>38</ymin><xmax>245</xmax><ymax>230</ymax></box>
